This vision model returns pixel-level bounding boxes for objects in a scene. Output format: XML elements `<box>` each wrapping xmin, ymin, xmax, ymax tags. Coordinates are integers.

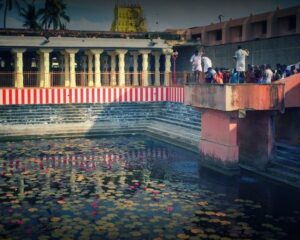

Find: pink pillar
<box><xmin>199</xmin><ymin>109</ymin><xmax>239</xmax><ymax>174</ymax></box>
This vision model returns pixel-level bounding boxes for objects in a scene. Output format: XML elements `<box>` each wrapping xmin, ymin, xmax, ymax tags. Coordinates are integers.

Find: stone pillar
<box><xmin>38</xmin><ymin>48</ymin><xmax>52</xmax><ymax>88</ymax></box>
<box><xmin>152</xmin><ymin>51</ymin><xmax>161</xmax><ymax>86</ymax></box>
<box><xmin>131</xmin><ymin>51</ymin><xmax>139</xmax><ymax>86</ymax></box>
<box><xmin>66</xmin><ymin>49</ymin><xmax>78</xmax><ymax>88</ymax></box>
<box><xmin>90</xmin><ymin>49</ymin><xmax>103</xmax><ymax>87</ymax></box>
<box><xmin>199</xmin><ymin>109</ymin><xmax>239</xmax><ymax>175</ymax></box>
<box><xmin>139</xmin><ymin>50</ymin><xmax>151</xmax><ymax>86</ymax></box>
<box><xmin>107</xmin><ymin>51</ymin><xmax>117</xmax><ymax>86</ymax></box>
<box><xmin>116</xmin><ymin>49</ymin><xmax>128</xmax><ymax>87</ymax></box>
<box><xmin>163</xmin><ymin>49</ymin><xmax>172</xmax><ymax>86</ymax></box>
<box><xmin>11</xmin><ymin>48</ymin><xmax>26</xmax><ymax>88</ymax></box>
<box><xmin>62</xmin><ymin>51</ymin><xmax>70</xmax><ymax>87</ymax></box>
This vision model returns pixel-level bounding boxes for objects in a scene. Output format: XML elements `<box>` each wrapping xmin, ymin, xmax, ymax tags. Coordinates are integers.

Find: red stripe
<box><xmin>140</xmin><ymin>88</ymin><xmax>143</xmax><ymax>102</ymax></box>
<box><xmin>114</xmin><ymin>88</ymin><xmax>117</xmax><ymax>102</ymax></box>
<box><xmin>129</xmin><ymin>88</ymin><xmax>133</xmax><ymax>102</ymax></box>
<box><xmin>108</xmin><ymin>88</ymin><xmax>111</xmax><ymax>103</ymax></box>
<box><xmin>75</xmin><ymin>89</ymin><xmax>78</xmax><ymax>104</ymax></box>
<box><xmin>150</xmin><ymin>88</ymin><xmax>154</xmax><ymax>102</ymax></box>
<box><xmin>8</xmin><ymin>89</ymin><xmax>12</xmax><ymax>105</ymax></box>
<box><xmin>21</xmin><ymin>89</ymin><xmax>25</xmax><ymax>104</ymax></box>
<box><xmin>3</xmin><ymin>89</ymin><xmax>6</xmax><ymax>104</ymax></box>
<box><xmin>97</xmin><ymin>88</ymin><xmax>101</xmax><ymax>103</ymax></box>
<box><xmin>135</xmin><ymin>88</ymin><xmax>138</xmax><ymax>102</ymax></box>
<box><xmin>45</xmin><ymin>89</ymin><xmax>49</xmax><ymax>104</ymax></box>
<box><xmin>63</xmin><ymin>89</ymin><xmax>67</xmax><ymax>104</ymax></box>
<box><xmin>33</xmin><ymin>89</ymin><xmax>37</xmax><ymax>104</ymax></box>
<box><xmin>81</xmin><ymin>88</ymin><xmax>84</xmax><ymax>103</ymax></box>
<box><xmin>145</xmin><ymin>87</ymin><xmax>150</xmax><ymax>102</ymax></box>
<box><xmin>92</xmin><ymin>88</ymin><xmax>95</xmax><ymax>103</ymax></box>
<box><xmin>124</xmin><ymin>88</ymin><xmax>127</xmax><ymax>102</ymax></box>
<box><xmin>15</xmin><ymin>89</ymin><xmax>19</xmax><ymax>104</ymax></box>
<box><xmin>39</xmin><ymin>89</ymin><xmax>43</xmax><ymax>104</ymax></box>
<box><xmin>86</xmin><ymin>88</ymin><xmax>90</xmax><ymax>103</ymax></box>
<box><xmin>119</xmin><ymin>88</ymin><xmax>122</xmax><ymax>102</ymax></box>
<box><xmin>166</xmin><ymin>87</ymin><xmax>169</xmax><ymax>101</ymax></box>
<box><xmin>57</xmin><ymin>88</ymin><xmax>60</xmax><ymax>104</ymax></box>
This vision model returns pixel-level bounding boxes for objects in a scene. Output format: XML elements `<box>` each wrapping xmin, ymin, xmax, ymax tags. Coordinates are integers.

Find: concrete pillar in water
<box><xmin>38</xmin><ymin>48</ymin><xmax>52</xmax><ymax>88</ymax></box>
<box><xmin>130</xmin><ymin>51</ymin><xmax>139</xmax><ymax>86</ymax></box>
<box><xmin>11</xmin><ymin>48</ymin><xmax>26</xmax><ymax>88</ymax></box>
<box><xmin>139</xmin><ymin>50</ymin><xmax>151</xmax><ymax>86</ymax></box>
<box><xmin>116</xmin><ymin>49</ymin><xmax>128</xmax><ymax>87</ymax></box>
<box><xmin>163</xmin><ymin>49</ymin><xmax>172</xmax><ymax>86</ymax></box>
<box><xmin>152</xmin><ymin>51</ymin><xmax>161</xmax><ymax>86</ymax></box>
<box><xmin>107</xmin><ymin>51</ymin><xmax>117</xmax><ymax>86</ymax></box>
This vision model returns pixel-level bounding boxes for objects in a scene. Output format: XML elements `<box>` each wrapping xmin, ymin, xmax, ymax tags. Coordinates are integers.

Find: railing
<box><xmin>0</xmin><ymin>71</ymin><xmax>185</xmax><ymax>88</ymax></box>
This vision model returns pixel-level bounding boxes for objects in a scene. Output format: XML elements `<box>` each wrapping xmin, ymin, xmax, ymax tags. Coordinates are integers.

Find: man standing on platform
<box><xmin>190</xmin><ymin>50</ymin><xmax>202</xmax><ymax>83</ymax></box>
<box><xmin>233</xmin><ymin>45</ymin><xmax>249</xmax><ymax>83</ymax></box>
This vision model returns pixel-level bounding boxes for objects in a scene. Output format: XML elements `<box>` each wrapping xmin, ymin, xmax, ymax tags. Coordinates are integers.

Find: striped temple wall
<box><xmin>0</xmin><ymin>87</ymin><xmax>184</xmax><ymax>105</ymax></box>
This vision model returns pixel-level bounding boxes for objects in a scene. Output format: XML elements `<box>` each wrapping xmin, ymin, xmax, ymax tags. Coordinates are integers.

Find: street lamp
<box><xmin>172</xmin><ymin>50</ymin><xmax>179</xmax><ymax>84</ymax></box>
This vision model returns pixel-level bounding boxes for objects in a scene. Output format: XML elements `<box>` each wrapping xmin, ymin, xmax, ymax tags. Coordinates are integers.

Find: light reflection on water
<box><xmin>0</xmin><ymin>135</ymin><xmax>299</xmax><ymax>240</ymax></box>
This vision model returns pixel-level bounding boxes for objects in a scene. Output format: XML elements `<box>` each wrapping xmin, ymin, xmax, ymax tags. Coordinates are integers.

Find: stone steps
<box><xmin>154</xmin><ymin>117</ymin><xmax>201</xmax><ymax>131</ymax></box>
<box><xmin>266</xmin><ymin>166</ymin><xmax>300</xmax><ymax>188</ymax></box>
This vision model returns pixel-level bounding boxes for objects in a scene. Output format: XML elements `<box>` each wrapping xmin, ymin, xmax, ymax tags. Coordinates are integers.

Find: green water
<box><xmin>0</xmin><ymin>135</ymin><xmax>299</xmax><ymax>240</ymax></box>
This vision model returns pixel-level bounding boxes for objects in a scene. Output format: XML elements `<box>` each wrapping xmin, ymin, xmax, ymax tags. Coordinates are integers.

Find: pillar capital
<box><xmin>130</xmin><ymin>51</ymin><xmax>140</xmax><ymax>56</ymax></box>
<box><xmin>139</xmin><ymin>49</ymin><xmax>151</xmax><ymax>55</ymax></box>
<box><xmin>65</xmin><ymin>48</ymin><xmax>79</xmax><ymax>54</ymax></box>
<box><xmin>11</xmin><ymin>48</ymin><xmax>26</xmax><ymax>54</ymax></box>
<box><xmin>107</xmin><ymin>51</ymin><xmax>117</xmax><ymax>57</ymax></box>
<box><xmin>162</xmin><ymin>48</ymin><xmax>173</xmax><ymax>55</ymax></box>
<box><xmin>38</xmin><ymin>48</ymin><xmax>52</xmax><ymax>54</ymax></box>
<box><xmin>89</xmin><ymin>49</ymin><xmax>104</xmax><ymax>55</ymax></box>
<box><xmin>116</xmin><ymin>49</ymin><xmax>128</xmax><ymax>55</ymax></box>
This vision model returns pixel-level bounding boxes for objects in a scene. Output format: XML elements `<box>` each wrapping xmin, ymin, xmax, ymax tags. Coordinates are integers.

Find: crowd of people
<box><xmin>190</xmin><ymin>46</ymin><xmax>300</xmax><ymax>84</ymax></box>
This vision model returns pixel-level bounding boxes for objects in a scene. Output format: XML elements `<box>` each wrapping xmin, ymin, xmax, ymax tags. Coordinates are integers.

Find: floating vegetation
<box><xmin>0</xmin><ymin>136</ymin><xmax>299</xmax><ymax>239</ymax></box>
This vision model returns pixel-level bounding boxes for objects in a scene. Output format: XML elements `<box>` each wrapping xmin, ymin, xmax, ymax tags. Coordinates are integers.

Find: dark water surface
<box><xmin>0</xmin><ymin>135</ymin><xmax>299</xmax><ymax>240</ymax></box>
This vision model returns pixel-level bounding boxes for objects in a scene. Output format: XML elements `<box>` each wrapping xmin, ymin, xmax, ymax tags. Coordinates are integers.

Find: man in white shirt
<box><xmin>233</xmin><ymin>46</ymin><xmax>249</xmax><ymax>83</ymax></box>
<box><xmin>190</xmin><ymin>50</ymin><xmax>202</xmax><ymax>83</ymax></box>
<box><xmin>202</xmin><ymin>55</ymin><xmax>212</xmax><ymax>73</ymax></box>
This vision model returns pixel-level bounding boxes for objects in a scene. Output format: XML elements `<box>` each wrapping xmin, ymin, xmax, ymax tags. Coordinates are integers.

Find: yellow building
<box><xmin>111</xmin><ymin>4</ymin><xmax>147</xmax><ymax>32</ymax></box>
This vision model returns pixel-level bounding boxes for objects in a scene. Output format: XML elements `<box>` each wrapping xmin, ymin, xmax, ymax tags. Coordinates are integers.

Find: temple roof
<box><xmin>0</xmin><ymin>35</ymin><xmax>171</xmax><ymax>50</ymax></box>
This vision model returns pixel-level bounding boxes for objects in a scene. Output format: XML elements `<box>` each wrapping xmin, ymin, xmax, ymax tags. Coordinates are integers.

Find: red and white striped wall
<box><xmin>0</xmin><ymin>87</ymin><xmax>184</xmax><ymax>105</ymax></box>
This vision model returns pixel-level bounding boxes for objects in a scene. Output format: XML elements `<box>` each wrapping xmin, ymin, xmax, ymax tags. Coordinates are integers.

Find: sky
<box><xmin>1</xmin><ymin>0</ymin><xmax>300</xmax><ymax>31</ymax></box>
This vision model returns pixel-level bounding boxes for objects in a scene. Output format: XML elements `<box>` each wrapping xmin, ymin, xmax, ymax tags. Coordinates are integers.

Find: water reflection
<box><xmin>0</xmin><ymin>135</ymin><xmax>299</xmax><ymax>240</ymax></box>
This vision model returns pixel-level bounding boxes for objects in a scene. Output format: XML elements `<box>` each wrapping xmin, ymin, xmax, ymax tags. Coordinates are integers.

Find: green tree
<box><xmin>2</xmin><ymin>0</ymin><xmax>25</xmax><ymax>28</ymax></box>
<box><xmin>19</xmin><ymin>0</ymin><xmax>42</xmax><ymax>30</ymax></box>
<box><xmin>40</xmin><ymin>0</ymin><xmax>70</xmax><ymax>30</ymax></box>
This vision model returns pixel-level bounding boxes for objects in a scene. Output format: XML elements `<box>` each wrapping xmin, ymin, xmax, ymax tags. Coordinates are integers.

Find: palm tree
<box><xmin>40</xmin><ymin>0</ymin><xmax>70</xmax><ymax>30</ymax></box>
<box><xmin>2</xmin><ymin>0</ymin><xmax>24</xmax><ymax>28</ymax></box>
<box><xmin>19</xmin><ymin>0</ymin><xmax>42</xmax><ymax>30</ymax></box>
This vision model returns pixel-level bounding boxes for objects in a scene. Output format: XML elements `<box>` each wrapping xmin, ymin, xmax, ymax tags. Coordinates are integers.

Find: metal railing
<box><xmin>0</xmin><ymin>71</ymin><xmax>184</xmax><ymax>88</ymax></box>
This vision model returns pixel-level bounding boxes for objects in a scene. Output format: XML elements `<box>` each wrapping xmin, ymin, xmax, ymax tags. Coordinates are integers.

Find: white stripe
<box><xmin>153</xmin><ymin>88</ymin><xmax>156</xmax><ymax>102</ymax></box>
<box><xmin>94</xmin><ymin>88</ymin><xmax>98</xmax><ymax>103</ymax></box>
<box><xmin>30</xmin><ymin>89</ymin><xmax>34</xmax><ymax>104</ymax></box>
<box><xmin>163</xmin><ymin>87</ymin><xmax>166</xmax><ymax>101</ymax></box>
<box><xmin>11</xmin><ymin>89</ymin><xmax>16</xmax><ymax>104</ymax></box>
<box><xmin>60</xmin><ymin>88</ymin><xmax>63</xmax><ymax>104</ymax></box>
<box><xmin>159</xmin><ymin>88</ymin><xmax>162</xmax><ymax>101</ymax></box>
<box><xmin>49</xmin><ymin>89</ymin><xmax>53</xmax><ymax>104</ymax></box>
<box><xmin>42</xmin><ymin>89</ymin><xmax>46</xmax><ymax>104</ymax></box>
<box><xmin>77</xmin><ymin>89</ymin><xmax>81</xmax><ymax>103</ymax></box>
<box><xmin>53</xmin><ymin>89</ymin><xmax>57</xmax><ymax>104</ymax></box>
<box><xmin>36</xmin><ymin>89</ymin><xmax>40</xmax><ymax>104</ymax></box>
<box><xmin>23</xmin><ymin>89</ymin><xmax>28</xmax><ymax>104</ymax></box>
<box><xmin>137</xmin><ymin>88</ymin><xmax>141</xmax><ymax>102</ymax></box>
<box><xmin>89</xmin><ymin>88</ymin><xmax>93</xmax><ymax>103</ymax></box>
<box><xmin>0</xmin><ymin>89</ymin><xmax>3</xmax><ymax>105</ymax></box>
<box><xmin>17</xmin><ymin>89</ymin><xmax>22</xmax><ymax>104</ymax></box>
<box><xmin>104</xmin><ymin>88</ymin><xmax>108</xmax><ymax>103</ymax></box>
<box><xmin>83</xmin><ymin>88</ymin><xmax>86</xmax><ymax>103</ymax></box>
